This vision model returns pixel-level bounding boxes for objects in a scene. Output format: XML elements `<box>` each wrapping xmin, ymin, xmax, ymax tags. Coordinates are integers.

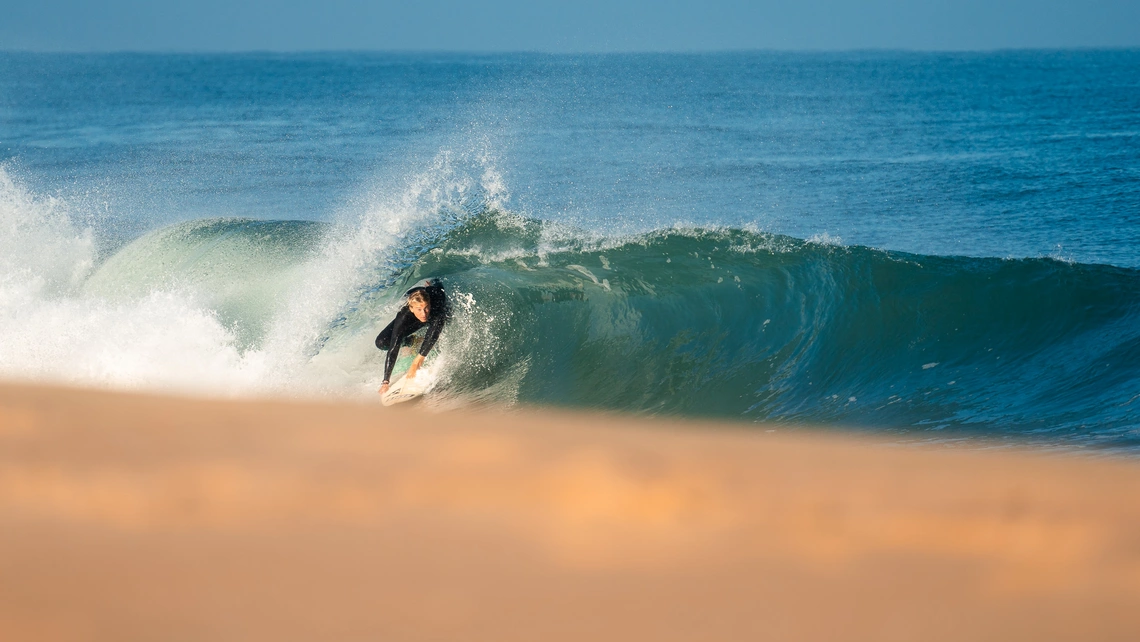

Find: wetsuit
<box><xmin>375</xmin><ymin>281</ymin><xmax>450</xmax><ymax>384</ymax></box>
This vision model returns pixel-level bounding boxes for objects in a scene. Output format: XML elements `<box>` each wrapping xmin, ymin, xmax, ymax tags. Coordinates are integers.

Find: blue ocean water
<box><xmin>1</xmin><ymin>51</ymin><xmax>1138</xmax><ymax>450</ymax></box>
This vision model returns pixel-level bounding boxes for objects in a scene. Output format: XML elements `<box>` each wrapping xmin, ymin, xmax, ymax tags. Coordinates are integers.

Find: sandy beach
<box><xmin>0</xmin><ymin>382</ymin><xmax>1137</xmax><ymax>641</ymax></box>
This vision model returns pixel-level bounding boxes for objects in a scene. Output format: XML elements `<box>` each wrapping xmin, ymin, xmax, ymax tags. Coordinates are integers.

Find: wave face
<box><xmin>3</xmin><ymin>162</ymin><xmax>1138</xmax><ymax>449</ymax></box>
<box><xmin>399</xmin><ymin>214</ymin><xmax>1140</xmax><ymax>449</ymax></box>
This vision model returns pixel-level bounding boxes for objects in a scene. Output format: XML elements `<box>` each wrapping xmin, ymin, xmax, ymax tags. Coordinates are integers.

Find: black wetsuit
<box><xmin>375</xmin><ymin>281</ymin><xmax>450</xmax><ymax>384</ymax></box>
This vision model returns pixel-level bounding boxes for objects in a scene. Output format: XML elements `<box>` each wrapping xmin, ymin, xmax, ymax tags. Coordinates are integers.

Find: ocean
<box><xmin>1</xmin><ymin>51</ymin><xmax>1138</xmax><ymax>451</ymax></box>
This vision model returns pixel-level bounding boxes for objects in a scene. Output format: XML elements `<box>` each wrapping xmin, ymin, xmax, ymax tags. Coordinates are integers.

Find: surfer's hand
<box><xmin>406</xmin><ymin>354</ymin><xmax>425</xmax><ymax>380</ymax></box>
<box><xmin>379</xmin><ymin>382</ymin><xmax>389</xmax><ymax>395</ymax></box>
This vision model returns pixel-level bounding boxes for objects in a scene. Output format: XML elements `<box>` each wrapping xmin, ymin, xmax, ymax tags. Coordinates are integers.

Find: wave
<box><xmin>400</xmin><ymin>213</ymin><xmax>1140</xmax><ymax>449</ymax></box>
<box><xmin>2</xmin><ymin>163</ymin><xmax>1138</xmax><ymax>450</ymax></box>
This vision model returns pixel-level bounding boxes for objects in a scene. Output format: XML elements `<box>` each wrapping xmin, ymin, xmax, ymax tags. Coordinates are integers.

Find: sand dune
<box><xmin>1</xmin><ymin>382</ymin><xmax>1138</xmax><ymax>641</ymax></box>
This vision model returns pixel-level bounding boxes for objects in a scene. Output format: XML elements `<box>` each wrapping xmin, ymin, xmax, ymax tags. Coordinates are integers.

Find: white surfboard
<box><xmin>380</xmin><ymin>372</ymin><xmax>428</xmax><ymax>406</ymax></box>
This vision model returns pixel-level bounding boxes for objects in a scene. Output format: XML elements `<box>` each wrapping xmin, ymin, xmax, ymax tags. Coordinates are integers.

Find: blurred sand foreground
<box><xmin>0</xmin><ymin>383</ymin><xmax>1138</xmax><ymax>641</ymax></box>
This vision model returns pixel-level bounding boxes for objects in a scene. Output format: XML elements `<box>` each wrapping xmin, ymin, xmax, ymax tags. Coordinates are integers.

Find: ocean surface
<box><xmin>1</xmin><ymin>51</ymin><xmax>1138</xmax><ymax>451</ymax></box>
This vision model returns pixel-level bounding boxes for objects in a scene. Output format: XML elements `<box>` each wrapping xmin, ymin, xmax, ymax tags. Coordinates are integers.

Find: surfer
<box><xmin>376</xmin><ymin>279</ymin><xmax>449</xmax><ymax>396</ymax></box>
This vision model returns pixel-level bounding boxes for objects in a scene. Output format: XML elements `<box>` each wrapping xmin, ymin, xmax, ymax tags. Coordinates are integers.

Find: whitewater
<box><xmin>1</xmin><ymin>51</ymin><xmax>1138</xmax><ymax>451</ymax></box>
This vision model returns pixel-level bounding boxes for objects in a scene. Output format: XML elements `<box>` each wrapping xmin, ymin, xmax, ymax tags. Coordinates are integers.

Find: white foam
<box><xmin>0</xmin><ymin>167</ymin><xmax>94</xmax><ymax>298</ymax></box>
<box><xmin>0</xmin><ymin>168</ymin><xmax>266</xmax><ymax>393</ymax></box>
<box><xmin>0</xmin><ymin>288</ymin><xmax>270</xmax><ymax>393</ymax></box>
<box><xmin>0</xmin><ymin>148</ymin><xmax>511</xmax><ymax>401</ymax></box>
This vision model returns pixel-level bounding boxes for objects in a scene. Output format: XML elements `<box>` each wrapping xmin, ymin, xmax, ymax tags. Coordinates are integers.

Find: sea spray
<box><xmin>0</xmin><ymin>167</ymin><xmax>94</xmax><ymax>298</ymax></box>
<box><xmin>256</xmin><ymin>147</ymin><xmax>510</xmax><ymax>395</ymax></box>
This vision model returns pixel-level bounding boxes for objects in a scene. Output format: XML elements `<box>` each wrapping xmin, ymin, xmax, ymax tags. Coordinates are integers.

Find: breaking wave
<box><xmin>3</xmin><ymin>165</ymin><xmax>1139</xmax><ymax>450</ymax></box>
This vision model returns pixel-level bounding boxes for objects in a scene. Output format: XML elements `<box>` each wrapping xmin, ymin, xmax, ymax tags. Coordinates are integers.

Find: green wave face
<box><xmin>373</xmin><ymin>213</ymin><xmax>1140</xmax><ymax>447</ymax></box>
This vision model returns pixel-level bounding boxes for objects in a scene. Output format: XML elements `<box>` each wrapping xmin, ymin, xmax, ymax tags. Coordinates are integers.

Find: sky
<box><xmin>1</xmin><ymin>0</ymin><xmax>1138</xmax><ymax>52</ymax></box>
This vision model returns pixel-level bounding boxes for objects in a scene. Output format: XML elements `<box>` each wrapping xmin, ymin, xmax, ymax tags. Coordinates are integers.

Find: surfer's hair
<box><xmin>407</xmin><ymin>290</ymin><xmax>428</xmax><ymax>307</ymax></box>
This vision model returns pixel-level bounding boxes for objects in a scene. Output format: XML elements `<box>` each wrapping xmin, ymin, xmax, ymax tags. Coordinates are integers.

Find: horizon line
<box><xmin>2</xmin><ymin>45</ymin><xmax>1138</xmax><ymax>56</ymax></box>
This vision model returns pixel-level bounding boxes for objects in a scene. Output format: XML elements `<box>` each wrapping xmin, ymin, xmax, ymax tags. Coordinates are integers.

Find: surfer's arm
<box><xmin>375</xmin><ymin>318</ymin><xmax>396</xmax><ymax>351</ymax></box>
<box><xmin>406</xmin><ymin>354</ymin><xmax>426</xmax><ymax>379</ymax></box>
<box><xmin>407</xmin><ymin>314</ymin><xmax>443</xmax><ymax>379</ymax></box>
<box><xmin>382</xmin><ymin>340</ymin><xmax>401</xmax><ymax>385</ymax></box>
<box><xmin>418</xmin><ymin>309</ymin><xmax>447</xmax><ymax>357</ymax></box>
<box><xmin>380</xmin><ymin>308</ymin><xmax>414</xmax><ymax>385</ymax></box>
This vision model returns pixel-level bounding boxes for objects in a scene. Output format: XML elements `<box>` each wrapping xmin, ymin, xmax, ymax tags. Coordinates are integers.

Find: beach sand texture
<box><xmin>1</xmin><ymin>382</ymin><xmax>1138</xmax><ymax>641</ymax></box>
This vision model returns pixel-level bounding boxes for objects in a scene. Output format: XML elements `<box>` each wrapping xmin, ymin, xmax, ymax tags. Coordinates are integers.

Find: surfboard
<box><xmin>380</xmin><ymin>330</ymin><xmax>437</xmax><ymax>406</ymax></box>
<box><xmin>380</xmin><ymin>371</ymin><xmax>428</xmax><ymax>406</ymax></box>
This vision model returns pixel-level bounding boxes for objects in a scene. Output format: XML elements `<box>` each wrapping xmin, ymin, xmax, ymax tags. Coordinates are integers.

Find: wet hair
<box><xmin>407</xmin><ymin>290</ymin><xmax>428</xmax><ymax>307</ymax></box>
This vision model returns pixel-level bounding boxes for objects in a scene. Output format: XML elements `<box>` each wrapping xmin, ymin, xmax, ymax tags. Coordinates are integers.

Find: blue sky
<box><xmin>2</xmin><ymin>0</ymin><xmax>1138</xmax><ymax>51</ymax></box>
